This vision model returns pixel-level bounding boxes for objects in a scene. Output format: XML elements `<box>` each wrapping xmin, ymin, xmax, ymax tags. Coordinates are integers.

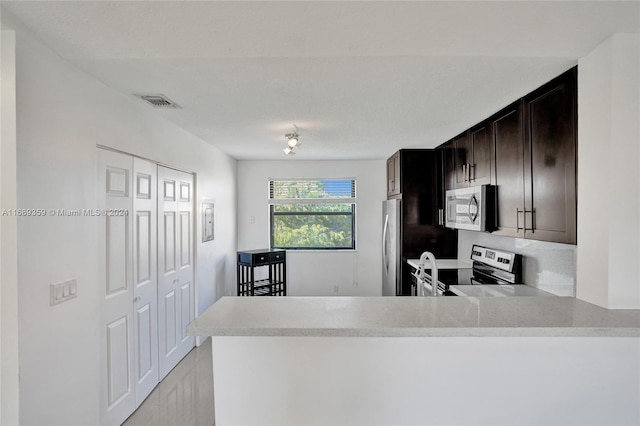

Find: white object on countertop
<box><xmin>415</xmin><ymin>251</ymin><xmax>438</xmax><ymax>296</ymax></box>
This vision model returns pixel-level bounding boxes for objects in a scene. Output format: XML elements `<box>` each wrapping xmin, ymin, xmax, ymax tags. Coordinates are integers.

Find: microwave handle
<box><xmin>467</xmin><ymin>195</ymin><xmax>479</xmax><ymax>223</ymax></box>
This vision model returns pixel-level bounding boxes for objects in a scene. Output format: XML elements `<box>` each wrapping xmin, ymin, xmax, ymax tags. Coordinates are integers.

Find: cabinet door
<box><xmin>469</xmin><ymin>124</ymin><xmax>492</xmax><ymax>185</ymax></box>
<box><xmin>452</xmin><ymin>132</ymin><xmax>471</xmax><ymax>187</ymax></box>
<box><xmin>492</xmin><ymin>101</ymin><xmax>525</xmax><ymax>238</ymax></box>
<box><xmin>441</xmin><ymin>141</ymin><xmax>457</xmax><ymax>191</ymax></box>
<box><xmin>386</xmin><ymin>156</ymin><xmax>394</xmax><ymax>196</ymax></box>
<box><xmin>524</xmin><ymin>68</ymin><xmax>577</xmax><ymax>244</ymax></box>
<box><xmin>387</xmin><ymin>152</ymin><xmax>401</xmax><ymax>198</ymax></box>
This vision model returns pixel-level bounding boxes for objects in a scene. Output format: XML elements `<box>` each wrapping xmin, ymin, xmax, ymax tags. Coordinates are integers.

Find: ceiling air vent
<box><xmin>136</xmin><ymin>94</ymin><xmax>181</xmax><ymax>109</ymax></box>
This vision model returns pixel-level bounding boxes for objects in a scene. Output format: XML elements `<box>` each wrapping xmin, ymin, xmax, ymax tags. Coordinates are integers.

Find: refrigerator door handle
<box><xmin>382</xmin><ymin>214</ymin><xmax>389</xmax><ymax>271</ymax></box>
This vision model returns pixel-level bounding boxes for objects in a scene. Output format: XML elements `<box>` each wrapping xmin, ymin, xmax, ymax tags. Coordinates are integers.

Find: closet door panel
<box><xmin>158</xmin><ymin>166</ymin><xmax>195</xmax><ymax>379</ymax></box>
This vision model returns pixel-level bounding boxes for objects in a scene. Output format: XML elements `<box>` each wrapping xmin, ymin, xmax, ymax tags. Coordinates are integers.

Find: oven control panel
<box><xmin>471</xmin><ymin>245</ymin><xmax>516</xmax><ymax>272</ymax></box>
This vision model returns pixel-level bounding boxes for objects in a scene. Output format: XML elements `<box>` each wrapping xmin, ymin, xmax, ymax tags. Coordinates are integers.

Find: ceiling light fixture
<box><xmin>283</xmin><ymin>125</ymin><xmax>300</xmax><ymax>155</ymax></box>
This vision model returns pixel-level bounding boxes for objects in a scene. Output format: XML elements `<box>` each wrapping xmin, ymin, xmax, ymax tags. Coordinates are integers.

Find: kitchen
<box><xmin>207</xmin><ymin>63</ymin><xmax>640</xmax><ymax>425</ymax></box>
<box><xmin>1</xmin><ymin>2</ymin><xmax>639</xmax><ymax>426</ymax></box>
<box><xmin>237</xmin><ymin>67</ymin><xmax>583</xmax><ymax>301</ymax></box>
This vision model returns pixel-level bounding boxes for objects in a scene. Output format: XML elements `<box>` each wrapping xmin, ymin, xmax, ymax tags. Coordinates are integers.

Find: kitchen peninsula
<box><xmin>188</xmin><ymin>296</ymin><xmax>640</xmax><ymax>426</ymax></box>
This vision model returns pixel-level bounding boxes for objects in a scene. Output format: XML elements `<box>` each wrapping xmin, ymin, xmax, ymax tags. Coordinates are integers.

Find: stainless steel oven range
<box><xmin>415</xmin><ymin>245</ymin><xmax>522</xmax><ymax>296</ymax></box>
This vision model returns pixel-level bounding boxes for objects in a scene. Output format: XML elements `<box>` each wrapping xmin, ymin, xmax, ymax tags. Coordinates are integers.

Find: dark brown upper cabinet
<box><xmin>491</xmin><ymin>100</ymin><xmax>525</xmax><ymax>238</ymax></box>
<box><xmin>386</xmin><ymin>151</ymin><xmax>401</xmax><ymax>198</ymax></box>
<box><xmin>441</xmin><ymin>140</ymin><xmax>457</xmax><ymax>192</ymax></box>
<box><xmin>452</xmin><ymin>131</ymin><xmax>470</xmax><ymax>187</ymax></box>
<box><xmin>522</xmin><ymin>67</ymin><xmax>577</xmax><ymax>244</ymax></box>
<box><xmin>386</xmin><ymin>149</ymin><xmax>445</xmax><ymax>226</ymax></box>
<box><xmin>469</xmin><ymin>124</ymin><xmax>492</xmax><ymax>186</ymax></box>
<box><xmin>437</xmin><ymin>66</ymin><xmax>577</xmax><ymax>245</ymax></box>
<box><xmin>444</xmin><ymin>124</ymin><xmax>492</xmax><ymax>190</ymax></box>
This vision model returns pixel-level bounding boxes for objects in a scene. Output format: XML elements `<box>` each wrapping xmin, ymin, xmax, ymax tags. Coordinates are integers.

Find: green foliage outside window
<box><xmin>270</xmin><ymin>180</ymin><xmax>356</xmax><ymax>250</ymax></box>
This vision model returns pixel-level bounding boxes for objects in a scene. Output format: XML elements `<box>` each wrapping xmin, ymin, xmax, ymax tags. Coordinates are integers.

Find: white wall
<box><xmin>458</xmin><ymin>231</ymin><xmax>576</xmax><ymax>296</ymax></box>
<box><xmin>4</xmin><ymin>14</ymin><xmax>237</xmax><ymax>426</ymax></box>
<box><xmin>1</xmin><ymin>29</ymin><xmax>20</xmax><ymax>426</ymax></box>
<box><xmin>577</xmin><ymin>34</ymin><xmax>640</xmax><ymax>309</ymax></box>
<box><xmin>213</xmin><ymin>335</ymin><xmax>640</xmax><ymax>425</ymax></box>
<box><xmin>237</xmin><ymin>160</ymin><xmax>385</xmax><ymax>296</ymax></box>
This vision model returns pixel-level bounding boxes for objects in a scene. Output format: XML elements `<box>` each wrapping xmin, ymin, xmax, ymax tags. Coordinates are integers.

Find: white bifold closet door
<box><xmin>157</xmin><ymin>166</ymin><xmax>195</xmax><ymax>380</ymax></box>
<box><xmin>98</xmin><ymin>149</ymin><xmax>136</xmax><ymax>426</ymax></box>
<box><xmin>131</xmin><ymin>157</ymin><xmax>159</xmax><ymax>405</ymax></box>
<box><xmin>98</xmin><ymin>151</ymin><xmax>160</xmax><ymax>426</ymax></box>
<box><xmin>99</xmin><ymin>150</ymin><xmax>193</xmax><ymax>426</ymax></box>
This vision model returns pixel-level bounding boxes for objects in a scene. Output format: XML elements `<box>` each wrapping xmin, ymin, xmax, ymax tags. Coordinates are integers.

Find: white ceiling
<box><xmin>3</xmin><ymin>1</ymin><xmax>639</xmax><ymax>160</ymax></box>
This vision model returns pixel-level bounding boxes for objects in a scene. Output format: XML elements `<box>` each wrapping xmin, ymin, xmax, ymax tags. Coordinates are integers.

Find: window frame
<box><xmin>268</xmin><ymin>178</ymin><xmax>357</xmax><ymax>251</ymax></box>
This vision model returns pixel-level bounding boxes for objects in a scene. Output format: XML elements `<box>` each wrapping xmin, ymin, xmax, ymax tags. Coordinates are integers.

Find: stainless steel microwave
<box><xmin>445</xmin><ymin>185</ymin><xmax>488</xmax><ymax>231</ymax></box>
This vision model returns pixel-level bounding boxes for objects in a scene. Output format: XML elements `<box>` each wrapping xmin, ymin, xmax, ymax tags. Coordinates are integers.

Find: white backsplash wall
<box><xmin>458</xmin><ymin>231</ymin><xmax>576</xmax><ymax>296</ymax></box>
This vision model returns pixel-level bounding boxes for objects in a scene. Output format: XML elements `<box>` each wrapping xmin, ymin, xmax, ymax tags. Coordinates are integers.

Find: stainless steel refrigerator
<box><xmin>382</xmin><ymin>199</ymin><xmax>401</xmax><ymax>296</ymax></box>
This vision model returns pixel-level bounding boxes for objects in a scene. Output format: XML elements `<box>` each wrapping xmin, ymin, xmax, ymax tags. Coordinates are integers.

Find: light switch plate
<box><xmin>50</xmin><ymin>279</ymin><xmax>77</xmax><ymax>306</ymax></box>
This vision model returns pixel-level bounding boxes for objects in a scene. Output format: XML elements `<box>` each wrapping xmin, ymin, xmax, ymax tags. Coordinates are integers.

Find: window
<box><xmin>269</xmin><ymin>179</ymin><xmax>356</xmax><ymax>250</ymax></box>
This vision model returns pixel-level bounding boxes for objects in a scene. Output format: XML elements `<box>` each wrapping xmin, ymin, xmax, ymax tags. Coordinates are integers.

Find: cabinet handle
<box><xmin>518</xmin><ymin>209</ymin><xmax>535</xmax><ymax>231</ymax></box>
<box><xmin>516</xmin><ymin>209</ymin><xmax>524</xmax><ymax>231</ymax></box>
<box><xmin>532</xmin><ymin>209</ymin><xmax>535</xmax><ymax>231</ymax></box>
<box><xmin>469</xmin><ymin>164</ymin><xmax>475</xmax><ymax>181</ymax></box>
<box><xmin>462</xmin><ymin>164</ymin><xmax>467</xmax><ymax>182</ymax></box>
<box><xmin>525</xmin><ymin>209</ymin><xmax>535</xmax><ymax>232</ymax></box>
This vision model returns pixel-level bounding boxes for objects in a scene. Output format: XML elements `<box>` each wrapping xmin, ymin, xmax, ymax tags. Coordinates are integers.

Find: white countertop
<box><xmin>449</xmin><ymin>284</ymin><xmax>555</xmax><ymax>297</ymax></box>
<box><xmin>407</xmin><ymin>258</ymin><xmax>472</xmax><ymax>270</ymax></box>
<box><xmin>187</xmin><ymin>296</ymin><xmax>640</xmax><ymax>338</ymax></box>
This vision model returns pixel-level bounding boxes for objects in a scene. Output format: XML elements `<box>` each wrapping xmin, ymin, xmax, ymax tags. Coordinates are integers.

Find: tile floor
<box><xmin>122</xmin><ymin>339</ymin><xmax>215</xmax><ymax>426</ymax></box>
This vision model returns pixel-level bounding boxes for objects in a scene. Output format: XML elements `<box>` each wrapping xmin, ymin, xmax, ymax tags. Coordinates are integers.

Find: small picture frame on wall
<box><xmin>202</xmin><ymin>202</ymin><xmax>214</xmax><ymax>242</ymax></box>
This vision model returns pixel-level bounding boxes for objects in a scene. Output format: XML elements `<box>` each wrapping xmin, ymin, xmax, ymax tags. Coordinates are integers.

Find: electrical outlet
<box><xmin>50</xmin><ymin>279</ymin><xmax>78</xmax><ymax>306</ymax></box>
<box><xmin>333</xmin><ymin>285</ymin><xmax>339</xmax><ymax>293</ymax></box>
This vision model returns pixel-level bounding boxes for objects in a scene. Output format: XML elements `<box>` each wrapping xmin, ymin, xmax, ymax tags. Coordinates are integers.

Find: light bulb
<box><xmin>283</xmin><ymin>147</ymin><xmax>295</xmax><ymax>155</ymax></box>
<box><xmin>287</xmin><ymin>135</ymin><xmax>298</xmax><ymax>148</ymax></box>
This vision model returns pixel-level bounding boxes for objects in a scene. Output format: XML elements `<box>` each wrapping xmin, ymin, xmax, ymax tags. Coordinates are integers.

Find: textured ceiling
<box><xmin>2</xmin><ymin>1</ymin><xmax>639</xmax><ymax>160</ymax></box>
